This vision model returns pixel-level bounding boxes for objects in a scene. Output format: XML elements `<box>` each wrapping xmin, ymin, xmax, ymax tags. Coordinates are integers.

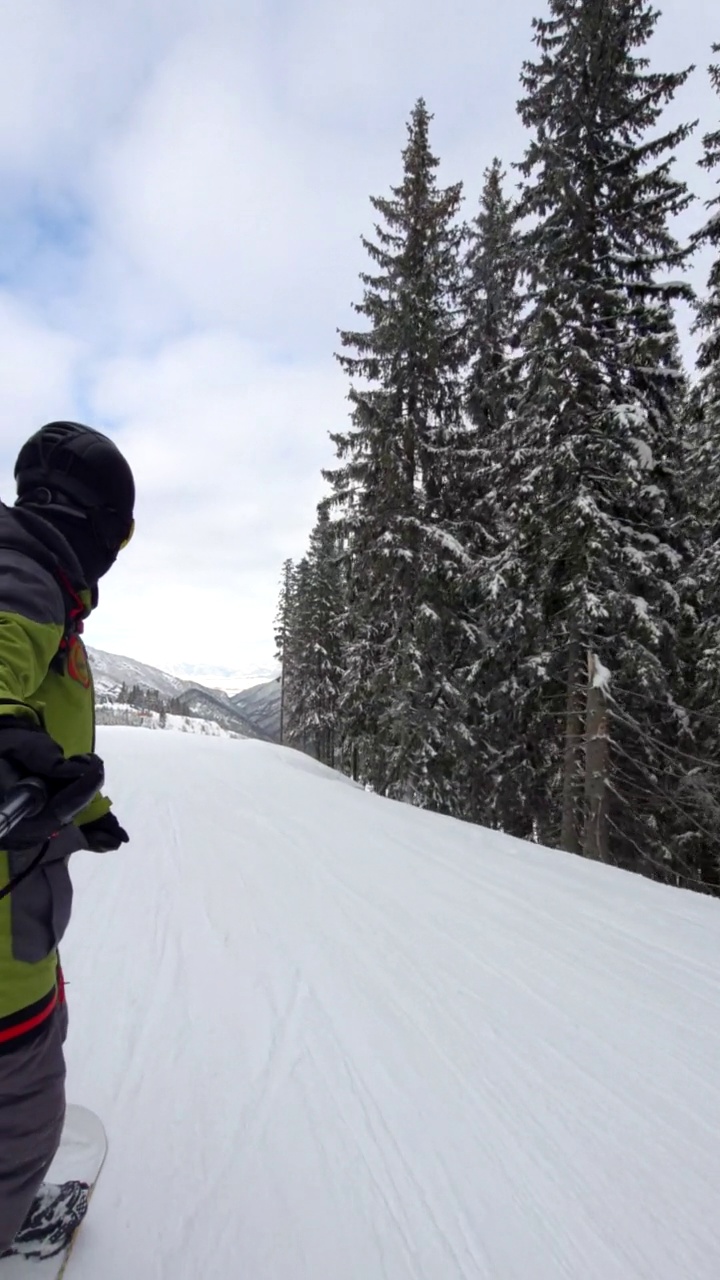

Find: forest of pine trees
<box><xmin>275</xmin><ymin>2</ymin><xmax>720</xmax><ymax>895</ymax></box>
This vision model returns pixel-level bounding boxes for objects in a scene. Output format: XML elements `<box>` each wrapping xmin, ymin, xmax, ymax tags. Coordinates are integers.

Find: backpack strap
<box><xmin>50</xmin><ymin>567</ymin><xmax>87</xmax><ymax>675</ymax></box>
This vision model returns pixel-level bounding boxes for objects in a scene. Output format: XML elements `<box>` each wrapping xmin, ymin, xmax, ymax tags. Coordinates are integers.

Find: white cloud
<box><xmin>76</xmin><ymin>0</ymin><xmax>540</xmax><ymax>352</ymax></box>
<box><xmin>0</xmin><ymin>295</ymin><xmax>80</xmax><ymax>460</ymax></box>
<box><xmin>0</xmin><ymin>2</ymin><xmax>179</xmax><ymax>180</ymax></box>
<box><xmin>83</xmin><ymin>331</ymin><xmax>342</xmax><ymax>668</ymax></box>
<box><xmin>87</xmin><ymin>32</ymin><xmax>380</xmax><ymax>345</ymax></box>
<box><xmin>280</xmin><ymin>0</ymin><xmax>534</xmax><ymax>132</ymax></box>
<box><xmin>0</xmin><ymin>0</ymin><xmax>718</xmax><ymax>674</ymax></box>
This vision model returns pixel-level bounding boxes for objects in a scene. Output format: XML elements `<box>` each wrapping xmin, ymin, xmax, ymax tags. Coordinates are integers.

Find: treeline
<box><xmin>276</xmin><ymin>3</ymin><xmax>720</xmax><ymax>894</ymax></box>
<box><xmin>110</xmin><ymin>683</ymin><xmax>189</xmax><ymax>724</ymax></box>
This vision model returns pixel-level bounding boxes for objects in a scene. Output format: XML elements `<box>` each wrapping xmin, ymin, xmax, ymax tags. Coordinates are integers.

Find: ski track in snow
<box><xmin>56</xmin><ymin>730</ymin><xmax>720</xmax><ymax>1280</ymax></box>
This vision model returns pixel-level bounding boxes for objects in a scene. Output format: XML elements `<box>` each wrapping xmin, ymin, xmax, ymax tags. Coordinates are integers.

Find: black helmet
<box><xmin>15</xmin><ymin>421</ymin><xmax>135</xmax><ymax>551</ymax></box>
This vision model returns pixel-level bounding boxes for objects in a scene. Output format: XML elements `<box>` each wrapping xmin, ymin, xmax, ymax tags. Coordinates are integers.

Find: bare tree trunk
<box><xmin>561</xmin><ymin>640</ymin><xmax>584</xmax><ymax>854</ymax></box>
<box><xmin>585</xmin><ymin>652</ymin><xmax>610</xmax><ymax>862</ymax></box>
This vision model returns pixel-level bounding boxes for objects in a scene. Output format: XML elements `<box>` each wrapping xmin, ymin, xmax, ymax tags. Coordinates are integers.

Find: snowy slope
<box><xmin>58</xmin><ymin>730</ymin><xmax>720</xmax><ymax>1280</ymax></box>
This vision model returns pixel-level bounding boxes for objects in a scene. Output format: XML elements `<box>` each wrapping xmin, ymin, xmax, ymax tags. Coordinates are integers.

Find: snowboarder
<box><xmin>0</xmin><ymin>422</ymin><xmax>135</xmax><ymax>1257</ymax></box>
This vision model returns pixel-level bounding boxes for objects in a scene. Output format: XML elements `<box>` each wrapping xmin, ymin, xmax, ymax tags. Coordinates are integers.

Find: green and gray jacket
<box><xmin>0</xmin><ymin>502</ymin><xmax>110</xmax><ymax>1047</ymax></box>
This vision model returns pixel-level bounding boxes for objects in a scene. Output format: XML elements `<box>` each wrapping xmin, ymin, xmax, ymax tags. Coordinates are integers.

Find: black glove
<box><xmin>0</xmin><ymin>717</ymin><xmax>105</xmax><ymax>850</ymax></box>
<box><xmin>80</xmin><ymin>811</ymin><xmax>129</xmax><ymax>853</ymax></box>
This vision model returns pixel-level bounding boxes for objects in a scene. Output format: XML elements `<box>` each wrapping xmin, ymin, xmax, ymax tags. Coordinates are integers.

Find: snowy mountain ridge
<box><xmin>87</xmin><ymin>645</ymin><xmax>277</xmax><ymax>740</ymax></box>
<box><xmin>166</xmin><ymin>661</ymin><xmax>279</xmax><ymax>695</ymax></box>
<box><xmin>86</xmin><ymin>647</ymin><xmax>189</xmax><ymax>701</ymax></box>
<box><xmin>232</xmin><ymin>677</ymin><xmax>282</xmax><ymax>740</ymax></box>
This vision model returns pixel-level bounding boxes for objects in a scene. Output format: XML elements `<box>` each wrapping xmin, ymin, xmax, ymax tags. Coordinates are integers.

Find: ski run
<box><xmin>56</xmin><ymin>727</ymin><xmax>720</xmax><ymax>1280</ymax></box>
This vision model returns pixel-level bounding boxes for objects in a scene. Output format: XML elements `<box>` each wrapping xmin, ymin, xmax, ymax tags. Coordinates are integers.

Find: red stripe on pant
<box><xmin>0</xmin><ymin>990</ymin><xmax>58</xmax><ymax>1046</ymax></box>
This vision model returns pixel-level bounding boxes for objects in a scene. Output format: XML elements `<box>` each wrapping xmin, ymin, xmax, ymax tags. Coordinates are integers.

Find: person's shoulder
<box><xmin>0</xmin><ymin>505</ymin><xmax>51</xmax><ymax>563</ymax></box>
<box><xmin>0</xmin><ymin>501</ymin><xmax>48</xmax><ymax>552</ymax></box>
<box><xmin>0</xmin><ymin>504</ymin><xmax>66</xmax><ymax>623</ymax></box>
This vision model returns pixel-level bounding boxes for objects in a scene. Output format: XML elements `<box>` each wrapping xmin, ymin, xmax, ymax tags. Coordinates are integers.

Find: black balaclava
<box><xmin>33</xmin><ymin>505</ymin><xmax>120</xmax><ymax>587</ymax></box>
<box><xmin>14</xmin><ymin>421</ymin><xmax>135</xmax><ymax>589</ymax></box>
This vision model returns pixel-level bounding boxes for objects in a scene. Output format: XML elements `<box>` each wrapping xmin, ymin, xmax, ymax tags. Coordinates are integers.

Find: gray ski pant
<box><xmin>0</xmin><ymin>1005</ymin><xmax>67</xmax><ymax>1255</ymax></box>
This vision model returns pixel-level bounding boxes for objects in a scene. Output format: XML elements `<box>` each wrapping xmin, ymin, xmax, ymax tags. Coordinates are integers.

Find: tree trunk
<box><xmin>560</xmin><ymin>640</ymin><xmax>584</xmax><ymax>854</ymax></box>
<box><xmin>584</xmin><ymin>652</ymin><xmax>610</xmax><ymax>862</ymax></box>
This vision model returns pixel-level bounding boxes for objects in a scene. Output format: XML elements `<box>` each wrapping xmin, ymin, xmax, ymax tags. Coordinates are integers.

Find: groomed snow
<box><xmin>56</xmin><ymin>729</ymin><xmax>720</xmax><ymax>1279</ymax></box>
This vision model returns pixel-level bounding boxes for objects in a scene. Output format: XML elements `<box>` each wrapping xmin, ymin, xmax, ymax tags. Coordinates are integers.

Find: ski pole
<box><xmin>0</xmin><ymin>760</ymin><xmax>105</xmax><ymax>902</ymax></box>
<box><xmin>0</xmin><ymin>763</ymin><xmax>48</xmax><ymax>844</ymax></box>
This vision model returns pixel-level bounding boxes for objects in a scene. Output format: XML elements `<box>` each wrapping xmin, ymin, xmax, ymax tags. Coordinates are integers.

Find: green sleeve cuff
<box><xmin>0</xmin><ymin>702</ymin><xmax>43</xmax><ymax>725</ymax></box>
<box><xmin>75</xmin><ymin>791</ymin><xmax>112</xmax><ymax>827</ymax></box>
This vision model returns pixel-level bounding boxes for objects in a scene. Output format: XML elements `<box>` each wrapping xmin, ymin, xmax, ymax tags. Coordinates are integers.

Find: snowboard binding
<box><xmin>2</xmin><ymin>1182</ymin><xmax>90</xmax><ymax>1261</ymax></box>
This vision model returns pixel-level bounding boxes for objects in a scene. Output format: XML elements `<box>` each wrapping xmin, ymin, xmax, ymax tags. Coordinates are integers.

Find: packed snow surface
<box><xmin>58</xmin><ymin>729</ymin><xmax>719</xmax><ymax>1280</ymax></box>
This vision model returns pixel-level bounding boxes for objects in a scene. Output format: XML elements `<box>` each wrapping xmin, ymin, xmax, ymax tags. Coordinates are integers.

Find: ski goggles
<box><xmin>88</xmin><ymin>507</ymin><xmax>135</xmax><ymax>555</ymax></box>
<box><xmin>119</xmin><ymin>519</ymin><xmax>135</xmax><ymax>551</ymax></box>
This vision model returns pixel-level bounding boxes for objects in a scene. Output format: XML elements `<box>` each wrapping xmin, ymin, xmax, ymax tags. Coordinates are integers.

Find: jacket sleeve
<box><xmin>75</xmin><ymin>791</ymin><xmax>113</xmax><ymax>827</ymax></box>
<box><xmin>0</xmin><ymin>550</ymin><xmax>114</xmax><ymax>826</ymax></box>
<box><xmin>0</xmin><ymin>551</ymin><xmax>66</xmax><ymax>723</ymax></box>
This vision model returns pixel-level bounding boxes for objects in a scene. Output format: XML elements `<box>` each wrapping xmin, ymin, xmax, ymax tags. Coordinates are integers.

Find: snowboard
<box><xmin>0</xmin><ymin>1105</ymin><xmax>107</xmax><ymax>1279</ymax></box>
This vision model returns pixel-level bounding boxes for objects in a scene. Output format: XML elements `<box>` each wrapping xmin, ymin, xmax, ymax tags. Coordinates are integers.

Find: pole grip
<box><xmin>0</xmin><ymin>776</ymin><xmax>49</xmax><ymax>843</ymax></box>
<box><xmin>0</xmin><ymin>757</ymin><xmax>104</xmax><ymax>846</ymax></box>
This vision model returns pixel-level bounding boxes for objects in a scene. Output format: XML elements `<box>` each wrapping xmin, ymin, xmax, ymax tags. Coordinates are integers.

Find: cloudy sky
<box><xmin>0</xmin><ymin>0</ymin><xmax>717</xmax><ymax>687</ymax></box>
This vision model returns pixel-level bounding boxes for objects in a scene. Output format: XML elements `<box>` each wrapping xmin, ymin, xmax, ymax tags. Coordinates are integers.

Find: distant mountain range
<box><xmin>88</xmin><ymin>648</ymin><xmax>189</xmax><ymax>701</ymax></box>
<box><xmin>164</xmin><ymin>661</ymin><xmax>280</xmax><ymax>696</ymax></box>
<box><xmin>231</xmin><ymin>678</ymin><xmax>282</xmax><ymax>741</ymax></box>
<box><xmin>88</xmin><ymin>646</ymin><xmax>281</xmax><ymax>742</ymax></box>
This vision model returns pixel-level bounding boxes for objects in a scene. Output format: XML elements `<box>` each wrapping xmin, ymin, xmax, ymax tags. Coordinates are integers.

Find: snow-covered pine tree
<box><xmin>274</xmin><ymin>558</ymin><xmax>294</xmax><ymax>744</ymax></box>
<box><xmin>682</xmin><ymin>44</ymin><xmax>720</xmax><ymax>887</ymax></box>
<box><xmin>324</xmin><ymin>99</ymin><xmax>469</xmax><ymax>811</ymax></box>
<box><xmin>510</xmin><ymin>0</ymin><xmax>696</xmax><ymax>877</ymax></box>
<box><xmin>464</xmin><ymin>159</ymin><xmax>524</xmax><ymax>443</ymax></box>
<box><xmin>691</xmin><ymin>43</ymin><xmax>720</xmax><ymax>486</ymax></box>
<box><xmin>282</xmin><ymin>557</ymin><xmax>313</xmax><ymax>752</ymax></box>
<box><xmin>458</xmin><ymin>159</ymin><xmax>532</xmax><ymax>832</ymax></box>
<box><xmin>299</xmin><ymin>503</ymin><xmax>345</xmax><ymax>767</ymax></box>
<box><xmin>276</xmin><ymin>512</ymin><xmax>346</xmax><ymax>765</ymax></box>
<box><xmin>696</xmin><ymin>45</ymin><xmax>720</xmax><ymax>397</ymax></box>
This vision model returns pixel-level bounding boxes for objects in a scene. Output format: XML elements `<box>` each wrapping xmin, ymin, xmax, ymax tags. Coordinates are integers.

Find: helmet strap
<box><xmin>16</xmin><ymin>488</ymin><xmax>90</xmax><ymax>524</ymax></box>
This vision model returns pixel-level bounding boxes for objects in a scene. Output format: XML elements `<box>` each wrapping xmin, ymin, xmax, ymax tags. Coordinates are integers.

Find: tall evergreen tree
<box><xmin>274</xmin><ymin>558</ymin><xmax>294</xmax><ymax>744</ymax></box>
<box><xmin>282</xmin><ymin>557</ymin><xmax>312</xmax><ymax>752</ymax></box>
<box><xmin>695</xmin><ymin>45</ymin><xmax>720</xmax><ymax>399</ymax></box>
<box><xmin>298</xmin><ymin>504</ymin><xmax>345</xmax><ymax>766</ymax></box>
<box><xmin>682</xmin><ymin>44</ymin><xmax>720</xmax><ymax>886</ymax></box>
<box><xmin>324</xmin><ymin>99</ymin><xmax>469</xmax><ymax>810</ymax></box>
<box><xmin>459</xmin><ymin>159</ymin><xmax>532</xmax><ymax>831</ymax></box>
<box><xmin>464</xmin><ymin>159</ymin><xmax>524</xmax><ymax>442</ymax></box>
<box><xmin>506</xmin><ymin>0</ymin><xmax>695</xmax><ymax>875</ymax></box>
<box><xmin>276</xmin><ymin>512</ymin><xmax>346</xmax><ymax>765</ymax></box>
